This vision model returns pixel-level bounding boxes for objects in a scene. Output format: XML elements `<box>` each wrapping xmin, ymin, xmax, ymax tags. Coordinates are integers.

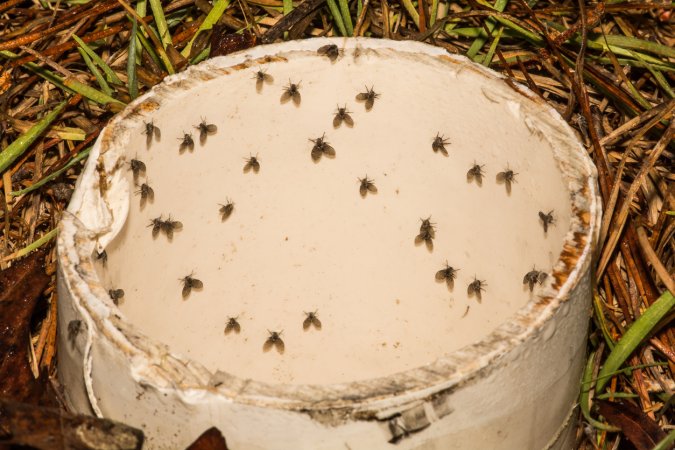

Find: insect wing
<box><xmin>182</xmin><ymin>283</ymin><xmax>191</xmax><ymax>298</ymax></box>
<box><xmin>274</xmin><ymin>338</ymin><xmax>285</xmax><ymax>354</ymax></box>
<box><xmin>220</xmin><ymin>204</ymin><xmax>234</xmax><ymax>220</ymax></box>
<box><xmin>359</xmin><ymin>183</ymin><xmax>367</xmax><ymax>197</ymax></box>
<box><xmin>145</xmin><ymin>184</ymin><xmax>154</xmax><ymax>199</ymax></box>
<box><xmin>424</xmin><ymin>236</ymin><xmax>433</xmax><ymax>251</ymax></box>
<box><xmin>181</xmin><ymin>135</ymin><xmax>194</xmax><ymax>153</ymax></box>
<box><xmin>145</xmin><ymin>130</ymin><xmax>153</xmax><ymax>147</ymax></box>
<box><xmin>191</xmin><ymin>278</ymin><xmax>204</xmax><ymax>290</ymax></box>
<box><xmin>356</xmin><ymin>92</ymin><xmax>368</xmax><ymax>101</ymax></box>
<box><xmin>333</xmin><ymin>115</ymin><xmax>342</xmax><ymax>128</ymax></box>
<box><xmin>343</xmin><ymin>114</ymin><xmax>354</xmax><ymax>127</ymax></box>
<box><xmin>153</xmin><ymin>126</ymin><xmax>161</xmax><ymax>140</ymax></box>
<box><xmin>523</xmin><ymin>273</ymin><xmax>536</xmax><ymax>292</ymax></box>
<box><xmin>311</xmin><ymin>147</ymin><xmax>322</xmax><ymax>162</ymax></box>
<box><xmin>200</xmin><ymin>127</ymin><xmax>208</xmax><ymax>145</ymax></box>
<box><xmin>537</xmin><ymin>272</ymin><xmax>548</xmax><ymax>284</ymax></box>
<box><xmin>244</xmin><ymin>161</ymin><xmax>253</xmax><ymax>173</ymax></box>
<box><xmin>303</xmin><ymin>316</ymin><xmax>312</xmax><ymax>330</ymax></box>
<box><xmin>367</xmin><ymin>183</ymin><xmax>377</xmax><ymax>194</ymax></box>
<box><xmin>256</xmin><ymin>77</ymin><xmax>264</xmax><ymax>92</ymax></box>
<box><xmin>312</xmin><ymin>316</ymin><xmax>322</xmax><ymax>330</ymax></box>
<box><xmin>280</xmin><ymin>90</ymin><xmax>292</xmax><ymax>104</ymax></box>
<box><xmin>365</xmin><ymin>97</ymin><xmax>374</xmax><ymax>110</ymax></box>
<box><xmin>436</xmin><ymin>269</ymin><xmax>447</xmax><ymax>281</ymax></box>
<box><xmin>323</xmin><ymin>143</ymin><xmax>335</xmax><ymax>157</ymax></box>
<box><xmin>292</xmin><ymin>91</ymin><xmax>301</xmax><ymax>106</ymax></box>
<box><xmin>252</xmin><ymin>160</ymin><xmax>260</xmax><ymax>173</ymax></box>
<box><xmin>263</xmin><ymin>339</ymin><xmax>273</xmax><ymax>352</ymax></box>
<box><xmin>131</xmin><ymin>159</ymin><xmax>146</xmax><ymax>174</ymax></box>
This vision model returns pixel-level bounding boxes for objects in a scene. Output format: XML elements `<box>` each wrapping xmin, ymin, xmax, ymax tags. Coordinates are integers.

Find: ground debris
<box><xmin>0</xmin><ymin>398</ymin><xmax>144</xmax><ymax>449</ymax></box>
<box><xmin>185</xmin><ymin>427</ymin><xmax>228</xmax><ymax>450</ymax></box>
<box><xmin>0</xmin><ymin>249</ymin><xmax>50</xmax><ymax>403</ymax></box>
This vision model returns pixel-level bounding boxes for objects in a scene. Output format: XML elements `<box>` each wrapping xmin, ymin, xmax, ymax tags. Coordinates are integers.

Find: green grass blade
<box><xmin>653</xmin><ymin>430</ymin><xmax>675</xmax><ymax>450</ymax></box>
<box><xmin>149</xmin><ymin>0</ymin><xmax>172</xmax><ymax>48</ymax></box>
<box><xmin>127</xmin><ymin>19</ymin><xmax>139</xmax><ymax>100</ymax></box>
<box><xmin>283</xmin><ymin>0</ymin><xmax>293</xmax><ymax>39</ymax></box>
<box><xmin>63</xmin><ymin>78</ymin><xmax>122</xmax><ymax>105</ymax></box>
<box><xmin>181</xmin><ymin>0</ymin><xmax>230</xmax><ymax>58</ymax></box>
<box><xmin>283</xmin><ymin>0</ymin><xmax>293</xmax><ymax>16</ymax></box>
<box><xmin>134</xmin><ymin>0</ymin><xmax>147</xmax><ymax>64</ymax></box>
<box><xmin>0</xmin><ymin>50</ymin><xmax>124</xmax><ymax>106</ymax></box>
<box><xmin>590</xmin><ymin>55</ymin><xmax>675</xmax><ymax>73</ymax></box>
<box><xmin>482</xmin><ymin>25</ymin><xmax>503</xmax><ymax>67</ymax></box>
<box><xmin>467</xmin><ymin>0</ymin><xmax>508</xmax><ymax>60</ymax></box>
<box><xmin>596</xmin><ymin>290</ymin><xmax>675</xmax><ymax>393</ymax></box>
<box><xmin>627</xmin><ymin>50</ymin><xmax>674</xmax><ymax>98</ymax></box>
<box><xmin>190</xmin><ymin>46</ymin><xmax>211</xmax><ymax>65</ymax></box>
<box><xmin>593</xmin><ymin>294</ymin><xmax>616</xmax><ymax>350</ymax></box>
<box><xmin>49</xmin><ymin>126</ymin><xmax>86</xmax><ymax>141</ymax></box>
<box><xmin>136</xmin><ymin>0</ymin><xmax>147</xmax><ymax>17</ymax></box>
<box><xmin>338</xmin><ymin>0</ymin><xmax>353</xmax><ymax>36</ymax></box>
<box><xmin>2</xmin><ymin>228</ymin><xmax>58</xmax><ymax>262</ymax></box>
<box><xmin>12</xmin><ymin>147</ymin><xmax>91</xmax><ymax>196</ymax></box>
<box><xmin>77</xmin><ymin>48</ymin><xmax>113</xmax><ymax>96</ymax></box>
<box><xmin>579</xmin><ymin>351</ymin><xmax>621</xmax><ymax>432</ymax></box>
<box><xmin>398</xmin><ymin>0</ymin><xmax>419</xmax><ymax>29</ymax></box>
<box><xmin>326</xmin><ymin>0</ymin><xmax>348</xmax><ymax>36</ymax></box>
<box><xmin>0</xmin><ymin>101</ymin><xmax>67</xmax><ymax>175</ymax></box>
<box><xmin>429</xmin><ymin>0</ymin><xmax>439</xmax><ymax>25</ymax></box>
<box><xmin>134</xmin><ymin>26</ymin><xmax>162</xmax><ymax>69</ymax></box>
<box><xmin>601</xmin><ymin>34</ymin><xmax>675</xmax><ymax>60</ymax></box>
<box><xmin>596</xmin><ymin>392</ymin><xmax>639</xmax><ymax>400</ymax></box>
<box><xmin>72</xmin><ymin>34</ymin><xmax>122</xmax><ymax>85</ymax></box>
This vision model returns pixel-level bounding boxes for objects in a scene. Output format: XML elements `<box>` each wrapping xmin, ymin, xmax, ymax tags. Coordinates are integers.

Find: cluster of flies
<box><xmin>223</xmin><ymin>311</ymin><xmax>322</xmax><ymax>354</ymax></box>
<box><xmin>130</xmin><ymin>117</ymin><xmax>217</xmax><ymax>208</ymax></box>
<box><xmin>254</xmin><ymin>48</ymin><xmax>381</xmax><ymax>203</ymax></box>
<box><xmin>423</xmin><ymin>211</ymin><xmax>551</xmax><ymax>298</ymax></box>
<box><xmin>415</xmin><ymin>217</ymin><xmax>488</xmax><ymax>301</ymax></box>
<box><xmin>94</xmin><ymin>45</ymin><xmax>556</xmax><ymax>356</ymax></box>
<box><xmin>434</xmin><ymin>134</ymin><xmax>519</xmax><ymax>194</ymax></box>
<box><xmin>432</xmin><ymin>133</ymin><xmax>558</xmax><ymax>230</ymax></box>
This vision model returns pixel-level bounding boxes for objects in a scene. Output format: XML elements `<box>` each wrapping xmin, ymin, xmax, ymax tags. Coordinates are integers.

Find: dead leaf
<box><xmin>0</xmin><ymin>249</ymin><xmax>51</xmax><ymax>403</ymax></box>
<box><xmin>185</xmin><ymin>427</ymin><xmax>228</xmax><ymax>450</ymax></box>
<box><xmin>209</xmin><ymin>27</ymin><xmax>256</xmax><ymax>58</ymax></box>
<box><xmin>0</xmin><ymin>398</ymin><xmax>144</xmax><ymax>449</ymax></box>
<box><xmin>597</xmin><ymin>400</ymin><xmax>669</xmax><ymax>450</ymax></box>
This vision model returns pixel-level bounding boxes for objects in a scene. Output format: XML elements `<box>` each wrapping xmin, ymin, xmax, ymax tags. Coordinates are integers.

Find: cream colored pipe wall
<box><xmin>57</xmin><ymin>38</ymin><xmax>600</xmax><ymax>449</ymax></box>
